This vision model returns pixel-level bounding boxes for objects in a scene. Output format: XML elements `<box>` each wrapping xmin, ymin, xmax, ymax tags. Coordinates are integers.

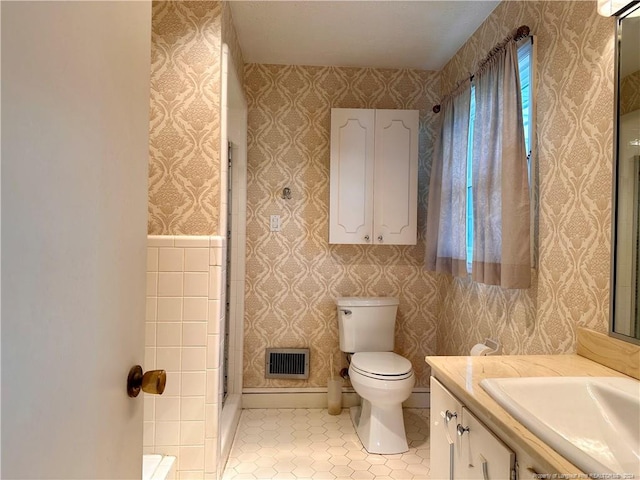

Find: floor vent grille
<box><xmin>265</xmin><ymin>348</ymin><xmax>310</xmax><ymax>379</ymax></box>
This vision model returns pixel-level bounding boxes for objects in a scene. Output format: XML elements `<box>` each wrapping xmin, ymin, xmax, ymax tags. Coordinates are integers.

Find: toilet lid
<box><xmin>350</xmin><ymin>352</ymin><xmax>413</xmax><ymax>376</ymax></box>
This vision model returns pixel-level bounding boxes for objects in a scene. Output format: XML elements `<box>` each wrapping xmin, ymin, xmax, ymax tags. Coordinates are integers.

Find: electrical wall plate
<box><xmin>270</xmin><ymin>215</ymin><xmax>281</xmax><ymax>232</ymax></box>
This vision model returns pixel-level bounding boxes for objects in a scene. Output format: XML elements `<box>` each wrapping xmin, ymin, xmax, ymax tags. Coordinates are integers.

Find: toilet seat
<box><xmin>350</xmin><ymin>352</ymin><xmax>413</xmax><ymax>381</ymax></box>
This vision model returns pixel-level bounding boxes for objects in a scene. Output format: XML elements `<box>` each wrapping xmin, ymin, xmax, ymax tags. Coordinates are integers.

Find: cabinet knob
<box><xmin>444</xmin><ymin>410</ymin><xmax>457</xmax><ymax>423</ymax></box>
<box><xmin>456</xmin><ymin>424</ymin><xmax>470</xmax><ymax>436</ymax></box>
<box><xmin>377</xmin><ymin>235</ymin><xmax>383</xmax><ymax>242</ymax></box>
<box><xmin>364</xmin><ymin>235</ymin><xmax>370</xmax><ymax>242</ymax></box>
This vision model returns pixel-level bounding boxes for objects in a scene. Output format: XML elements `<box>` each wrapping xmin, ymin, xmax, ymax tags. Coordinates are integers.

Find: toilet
<box><xmin>336</xmin><ymin>296</ymin><xmax>415</xmax><ymax>454</ymax></box>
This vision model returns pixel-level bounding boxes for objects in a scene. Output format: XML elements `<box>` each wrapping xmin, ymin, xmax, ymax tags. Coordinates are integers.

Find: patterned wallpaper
<box><xmin>149</xmin><ymin>1</ymin><xmax>222</xmax><ymax>235</ymax></box>
<box><xmin>437</xmin><ymin>1</ymin><xmax>616</xmax><ymax>355</ymax></box>
<box><xmin>243</xmin><ymin>64</ymin><xmax>441</xmax><ymax>388</ymax></box>
<box><xmin>621</xmin><ymin>70</ymin><xmax>640</xmax><ymax>115</ymax></box>
<box><xmin>149</xmin><ymin>0</ymin><xmax>617</xmax><ymax>390</ymax></box>
<box><xmin>222</xmin><ymin>2</ymin><xmax>245</xmax><ymax>89</ymax></box>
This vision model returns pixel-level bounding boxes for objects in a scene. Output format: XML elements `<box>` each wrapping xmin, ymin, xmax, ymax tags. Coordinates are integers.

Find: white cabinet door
<box><xmin>431</xmin><ymin>377</ymin><xmax>515</xmax><ymax>480</ymax></box>
<box><xmin>330</xmin><ymin>108</ymin><xmax>418</xmax><ymax>245</ymax></box>
<box><xmin>330</xmin><ymin>108</ymin><xmax>375</xmax><ymax>244</ymax></box>
<box><xmin>374</xmin><ymin>109</ymin><xmax>419</xmax><ymax>245</ymax></box>
<box><xmin>431</xmin><ymin>377</ymin><xmax>464</xmax><ymax>480</ymax></box>
<box><xmin>459</xmin><ymin>407</ymin><xmax>515</xmax><ymax>480</ymax></box>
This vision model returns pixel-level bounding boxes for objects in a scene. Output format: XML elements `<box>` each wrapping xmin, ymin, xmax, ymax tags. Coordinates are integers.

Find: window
<box><xmin>465</xmin><ymin>38</ymin><xmax>535</xmax><ymax>270</ymax></box>
<box><xmin>466</xmin><ymin>86</ymin><xmax>476</xmax><ymax>269</ymax></box>
<box><xmin>518</xmin><ymin>37</ymin><xmax>534</xmax><ymax>175</ymax></box>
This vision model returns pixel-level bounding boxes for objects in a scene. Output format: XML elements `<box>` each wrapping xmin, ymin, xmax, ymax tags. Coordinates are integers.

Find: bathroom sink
<box><xmin>480</xmin><ymin>376</ymin><xmax>640</xmax><ymax>476</ymax></box>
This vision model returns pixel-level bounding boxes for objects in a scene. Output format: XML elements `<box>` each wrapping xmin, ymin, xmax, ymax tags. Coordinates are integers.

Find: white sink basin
<box><xmin>480</xmin><ymin>376</ymin><xmax>640</xmax><ymax>476</ymax></box>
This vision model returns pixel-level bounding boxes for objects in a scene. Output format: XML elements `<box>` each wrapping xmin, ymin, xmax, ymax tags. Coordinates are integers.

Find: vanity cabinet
<box><xmin>329</xmin><ymin>108</ymin><xmax>418</xmax><ymax>245</ymax></box>
<box><xmin>431</xmin><ymin>377</ymin><xmax>516</xmax><ymax>480</ymax></box>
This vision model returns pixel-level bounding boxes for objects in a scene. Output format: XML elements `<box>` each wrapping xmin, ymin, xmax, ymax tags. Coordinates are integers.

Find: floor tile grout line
<box><xmin>222</xmin><ymin>408</ymin><xmax>430</xmax><ymax>480</ymax></box>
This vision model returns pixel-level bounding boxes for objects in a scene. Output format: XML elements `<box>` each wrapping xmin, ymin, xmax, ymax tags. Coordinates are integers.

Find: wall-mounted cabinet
<box><xmin>431</xmin><ymin>377</ymin><xmax>515</xmax><ymax>480</ymax></box>
<box><xmin>329</xmin><ymin>108</ymin><xmax>418</xmax><ymax>245</ymax></box>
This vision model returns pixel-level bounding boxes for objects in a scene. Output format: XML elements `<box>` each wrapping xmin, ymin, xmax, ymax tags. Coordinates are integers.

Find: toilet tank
<box><xmin>336</xmin><ymin>297</ymin><xmax>399</xmax><ymax>353</ymax></box>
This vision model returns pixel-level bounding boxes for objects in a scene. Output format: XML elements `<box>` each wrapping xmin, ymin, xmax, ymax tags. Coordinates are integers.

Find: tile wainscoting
<box><xmin>144</xmin><ymin>235</ymin><xmax>226</xmax><ymax>480</ymax></box>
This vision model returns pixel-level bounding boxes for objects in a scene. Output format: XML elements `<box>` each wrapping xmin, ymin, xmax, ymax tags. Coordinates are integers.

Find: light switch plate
<box><xmin>270</xmin><ymin>215</ymin><xmax>281</xmax><ymax>232</ymax></box>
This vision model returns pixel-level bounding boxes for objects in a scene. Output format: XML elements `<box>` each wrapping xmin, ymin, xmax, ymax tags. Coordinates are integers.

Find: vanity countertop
<box><xmin>425</xmin><ymin>353</ymin><xmax>632</xmax><ymax>475</ymax></box>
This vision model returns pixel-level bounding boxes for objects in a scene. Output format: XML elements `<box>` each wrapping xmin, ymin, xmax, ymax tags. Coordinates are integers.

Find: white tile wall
<box><xmin>185</xmin><ymin>249</ymin><xmax>210</xmax><ymax>272</ymax></box>
<box><xmin>158</xmin><ymin>273</ymin><xmax>183</xmax><ymax>297</ymax></box>
<box><xmin>145</xmin><ymin>235</ymin><xmax>226</xmax><ymax>480</ymax></box>
<box><xmin>182</xmin><ymin>372</ymin><xmax>207</xmax><ymax>396</ymax></box>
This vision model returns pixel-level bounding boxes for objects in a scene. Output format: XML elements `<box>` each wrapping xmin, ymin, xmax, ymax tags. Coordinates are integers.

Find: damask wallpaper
<box><xmin>621</xmin><ymin>70</ymin><xmax>640</xmax><ymax>115</ymax></box>
<box><xmin>149</xmin><ymin>0</ymin><xmax>618</xmax><ymax>392</ymax></box>
<box><xmin>437</xmin><ymin>1</ymin><xmax>615</xmax><ymax>356</ymax></box>
<box><xmin>222</xmin><ymin>2</ymin><xmax>244</xmax><ymax>89</ymax></box>
<box><xmin>149</xmin><ymin>1</ymin><xmax>222</xmax><ymax>235</ymax></box>
<box><xmin>243</xmin><ymin>65</ymin><xmax>441</xmax><ymax>388</ymax></box>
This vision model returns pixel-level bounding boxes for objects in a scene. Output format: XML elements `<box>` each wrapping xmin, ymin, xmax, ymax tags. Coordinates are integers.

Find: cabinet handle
<box><xmin>526</xmin><ymin>466</ymin><xmax>541</xmax><ymax>476</ymax></box>
<box><xmin>449</xmin><ymin>441</ymin><xmax>454</xmax><ymax>480</ymax></box>
<box><xmin>456</xmin><ymin>424</ymin><xmax>470</xmax><ymax>436</ymax></box>
<box><xmin>364</xmin><ymin>235</ymin><xmax>370</xmax><ymax>242</ymax></box>
<box><xmin>377</xmin><ymin>235</ymin><xmax>383</xmax><ymax>242</ymax></box>
<box><xmin>444</xmin><ymin>410</ymin><xmax>457</xmax><ymax>423</ymax></box>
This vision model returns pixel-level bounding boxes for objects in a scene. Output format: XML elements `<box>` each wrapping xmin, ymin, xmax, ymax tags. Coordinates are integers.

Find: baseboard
<box><xmin>241</xmin><ymin>388</ymin><xmax>430</xmax><ymax>409</ymax></box>
<box><xmin>404</xmin><ymin>389</ymin><xmax>430</xmax><ymax>408</ymax></box>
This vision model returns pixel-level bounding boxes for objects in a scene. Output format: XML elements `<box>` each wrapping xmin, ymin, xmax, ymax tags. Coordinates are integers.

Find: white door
<box><xmin>2</xmin><ymin>2</ymin><xmax>152</xmax><ymax>478</ymax></box>
<box><xmin>374</xmin><ymin>109</ymin><xmax>419</xmax><ymax>245</ymax></box>
<box><xmin>329</xmin><ymin>108</ymin><xmax>375</xmax><ymax>244</ymax></box>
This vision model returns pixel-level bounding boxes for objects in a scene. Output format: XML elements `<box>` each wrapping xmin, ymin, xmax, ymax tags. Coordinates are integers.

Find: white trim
<box><xmin>241</xmin><ymin>388</ymin><xmax>430</xmax><ymax>409</ymax></box>
<box><xmin>219</xmin><ymin>393</ymin><xmax>242</xmax><ymax>470</ymax></box>
<box><xmin>242</xmin><ymin>391</ymin><xmax>361</xmax><ymax>409</ymax></box>
<box><xmin>218</xmin><ymin>43</ymin><xmax>248</xmax><ymax>476</ymax></box>
<box><xmin>223</xmin><ymin>42</ymin><xmax>248</xmax><ymax>400</ymax></box>
<box><xmin>243</xmin><ymin>387</ymin><xmax>346</xmax><ymax>394</ymax></box>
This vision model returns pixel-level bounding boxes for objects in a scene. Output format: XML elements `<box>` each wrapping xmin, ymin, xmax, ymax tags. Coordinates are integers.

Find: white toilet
<box><xmin>336</xmin><ymin>296</ymin><xmax>415</xmax><ymax>454</ymax></box>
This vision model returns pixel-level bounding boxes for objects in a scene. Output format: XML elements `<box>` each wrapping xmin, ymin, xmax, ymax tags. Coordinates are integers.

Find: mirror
<box><xmin>613</xmin><ymin>3</ymin><xmax>640</xmax><ymax>343</ymax></box>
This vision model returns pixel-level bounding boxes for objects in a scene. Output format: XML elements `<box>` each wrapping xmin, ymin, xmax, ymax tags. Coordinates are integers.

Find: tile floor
<box><xmin>222</xmin><ymin>408</ymin><xmax>430</xmax><ymax>479</ymax></box>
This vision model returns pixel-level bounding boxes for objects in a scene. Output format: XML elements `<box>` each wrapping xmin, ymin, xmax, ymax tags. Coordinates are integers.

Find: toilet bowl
<box><xmin>335</xmin><ymin>297</ymin><xmax>415</xmax><ymax>454</ymax></box>
<box><xmin>348</xmin><ymin>351</ymin><xmax>415</xmax><ymax>454</ymax></box>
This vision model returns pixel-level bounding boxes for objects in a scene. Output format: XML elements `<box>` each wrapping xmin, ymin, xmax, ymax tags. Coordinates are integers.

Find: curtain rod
<box><xmin>432</xmin><ymin>25</ymin><xmax>531</xmax><ymax>114</ymax></box>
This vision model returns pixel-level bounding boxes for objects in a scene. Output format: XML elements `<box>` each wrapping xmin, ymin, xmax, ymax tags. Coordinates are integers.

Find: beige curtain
<box><xmin>425</xmin><ymin>83</ymin><xmax>471</xmax><ymax>277</ymax></box>
<box><xmin>471</xmin><ymin>40</ymin><xmax>530</xmax><ymax>288</ymax></box>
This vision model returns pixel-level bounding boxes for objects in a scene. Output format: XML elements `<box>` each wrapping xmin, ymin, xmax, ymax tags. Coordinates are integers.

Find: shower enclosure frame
<box><xmin>218</xmin><ymin>43</ymin><xmax>247</xmax><ymax>470</ymax></box>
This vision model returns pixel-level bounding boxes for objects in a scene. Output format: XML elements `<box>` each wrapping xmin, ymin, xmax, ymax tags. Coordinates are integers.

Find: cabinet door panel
<box><xmin>374</xmin><ymin>109</ymin><xmax>418</xmax><ymax>245</ymax></box>
<box><xmin>330</xmin><ymin>108</ymin><xmax>375</xmax><ymax>244</ymax></box>
<box><xmin>431</xmin><ymin>377</ymin><xmax>464</xmax><ymax>480</ymax></box>
<box><xmin>459</xmin><ymin>407</ymin><xmax>515</xmax><ymax>480</ymax></box>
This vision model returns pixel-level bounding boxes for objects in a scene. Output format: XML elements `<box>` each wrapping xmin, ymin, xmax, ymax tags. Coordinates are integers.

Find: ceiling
<box><xmin>229</xmin><ymin>1</ymin><xmax>500</xmax><ymax>71</ymax></box>
<box><xmin>620</xmin><ymin>15</ymin><xmax>640</xmax><ymax>78</ymax></box>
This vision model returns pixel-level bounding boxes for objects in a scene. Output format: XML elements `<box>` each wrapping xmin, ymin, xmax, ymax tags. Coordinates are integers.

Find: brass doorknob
<box><xmin>127</xmin><ymin>365</ymin><xmax>166</xmax><ymax>397</ymax></box>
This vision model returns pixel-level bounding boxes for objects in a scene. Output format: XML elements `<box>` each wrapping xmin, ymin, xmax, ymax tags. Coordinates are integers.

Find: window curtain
<box><xmin>471</xmin><ymin>40</ymin><xmax>530</xmax><ymax>288</ymax></box>
<box><xmin>425</xmin><ymin>82</ymin><xmax>471</xmax><ymax>277</ymax></box>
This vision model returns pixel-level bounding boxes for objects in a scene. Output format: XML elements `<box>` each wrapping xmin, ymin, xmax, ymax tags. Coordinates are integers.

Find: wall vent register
<box><xmin>265</xmin><ymin>348</ymin><xmax>310</xmax><ymax>379</ymax></box>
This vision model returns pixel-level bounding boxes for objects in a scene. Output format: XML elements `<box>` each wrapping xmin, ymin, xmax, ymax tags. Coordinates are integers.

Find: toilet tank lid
<box><xmin>335</xmin><ymin>297</ymin><xmax>399</xmax><ymax>307</ymax></box>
